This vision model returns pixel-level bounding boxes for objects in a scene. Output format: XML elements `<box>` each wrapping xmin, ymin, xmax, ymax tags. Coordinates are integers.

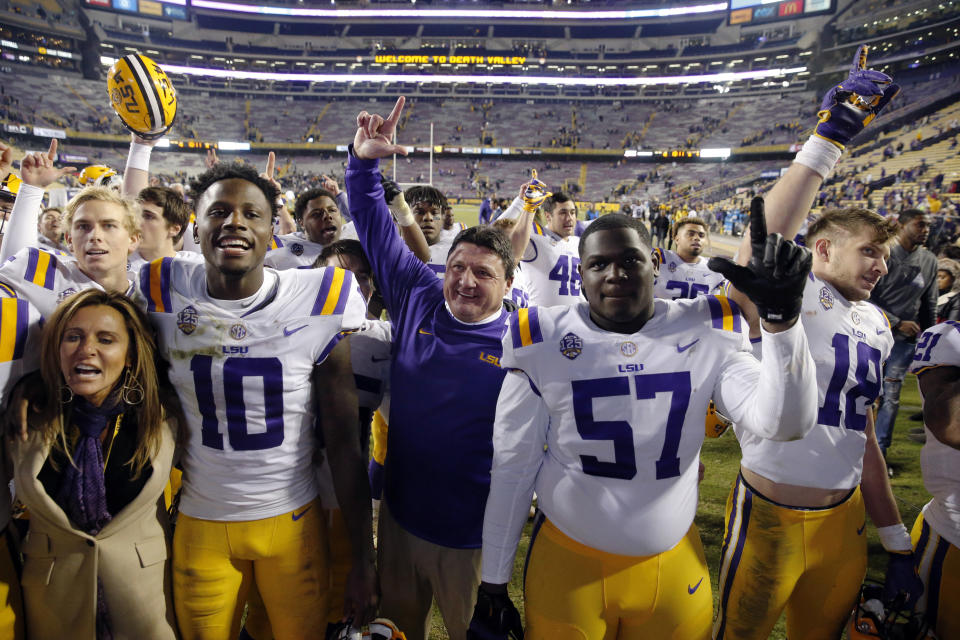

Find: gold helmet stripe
<box><xmin>124</xmin><ymin>53</ymin><xmax>162</xmax><ymax>132</ymax></box>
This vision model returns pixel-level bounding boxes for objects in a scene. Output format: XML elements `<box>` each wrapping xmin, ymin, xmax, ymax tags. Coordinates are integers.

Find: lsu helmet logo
<box><xmin>107</xmin><ymin>53</ymin><xmax>177</xmax><ymax>140</ymax></box>
<box><xmin>177</xmin><ymin>305</ymin><xmax>199</xmax><ymax>335</ymax></box>
<box><xmin>819</xmin><ymin>286</ymin><xmax>834</xmax><ymax>310</ymax></box>
<box><xmin>559</xmin><ymin>332</ymin><xmax>583</xmax><ymax>360</ymax></box>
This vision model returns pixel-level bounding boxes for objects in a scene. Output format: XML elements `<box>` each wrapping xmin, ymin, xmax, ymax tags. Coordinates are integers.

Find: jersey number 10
<box><xmin>572</xmin><ymin>372</ymin><xmax>691</xmax><ymax>481</ymax></box>
<box><xmin>191</xmin><ymin>355</ymin><xmax>285</xmax><ymax>451</ymax></box>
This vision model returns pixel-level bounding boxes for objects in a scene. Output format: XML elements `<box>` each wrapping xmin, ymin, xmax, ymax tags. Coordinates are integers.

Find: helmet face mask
<box><xmin>848</xmin><ymin>582</ymin><xmax>938</xmax><ymax>640</ymax></box>
<box><xmin>107</xmin><ymin>53</ymin><xmax>178</xmax><ymax>140</ymax></box>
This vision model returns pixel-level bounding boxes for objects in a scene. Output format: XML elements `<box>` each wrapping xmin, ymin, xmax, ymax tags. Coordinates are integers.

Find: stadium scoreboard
<box><xmin>84</xmin><ymin>0</ymin><xmax>187</xmax><ymax>20</ymax></box>
<box><xmin>729</xmin><ymin>0</ymin><xmax>833</xmax><ymax>25</ymax></box>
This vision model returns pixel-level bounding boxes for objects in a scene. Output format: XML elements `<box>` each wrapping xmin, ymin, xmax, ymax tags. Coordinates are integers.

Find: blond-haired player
<box><xmin>716</xmin><ymin>46</ymin><xmax>918</xmax><ymax>639</ymax></box>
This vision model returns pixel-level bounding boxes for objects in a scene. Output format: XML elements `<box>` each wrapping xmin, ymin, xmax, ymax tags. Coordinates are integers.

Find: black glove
<box><xmin>380</xmin><ymin>174</ymin><xmax>403</xmax><ymax>204</ymax></box>
<box><xmin>466</xmin><ymin>585</ymin><xmax>524</xmax><ymax>640</ymax></box>
<box><xmin>883</xmin><ymin>551</ymin><xmax>924</xmax><ymax>611</ymax></box>
<box><xmin>707</xmin><ymin>197</ymin><xmax>812</xmax><ymax>324</ymax></box>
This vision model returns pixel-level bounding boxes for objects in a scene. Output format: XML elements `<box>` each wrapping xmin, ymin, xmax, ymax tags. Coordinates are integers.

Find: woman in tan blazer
<box><xmin>9</xmin><ymin>289</ymin><xmax>181</xmax><ymax>640</ymax></box>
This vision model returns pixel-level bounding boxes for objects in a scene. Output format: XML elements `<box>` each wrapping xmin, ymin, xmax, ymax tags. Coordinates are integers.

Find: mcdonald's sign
<box><xmin>779</xmin><ymin>0</ymin><xmax>803</xmax><ymax>16</ymax></box>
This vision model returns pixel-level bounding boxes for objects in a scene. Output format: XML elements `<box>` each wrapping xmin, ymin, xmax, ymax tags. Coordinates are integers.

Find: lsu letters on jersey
<box><xmin>521</xmin><ymin>232</ymin><xmax>581</xmax><ymax>307</ymax></box>
<box><xmin>735</xmin><ymin>274</ymin><xmax>893</xmax><ymax>489</ymax></box>
<box><xmin>136</xmin><ymin>258</ymin><xmax>366</xmax><ymax>520</ymax></box>
<box><xmin>482</xmin><ymin>295</ymin><xmax>817</xmax><ymax>582</ymax></box>
<box><xmin>910</xmin><ymin>321</ymin><xmax>960</xmax><ymax>550</ymax></box>
<box><xmin>0</xmin><ymin>247</ymin><xmax>133</xmax><ymax>317</ymax></box>
<box><xmin>652</xmin><ymin>248</ymin><xmax>725</xmax><ymax>300</ymax></box>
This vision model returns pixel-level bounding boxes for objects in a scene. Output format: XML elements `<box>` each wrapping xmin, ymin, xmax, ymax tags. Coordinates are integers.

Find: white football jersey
<box><xmin>426</xmin><ymin>240</ymin><xmax>451</xmax><ymax>278</ymax></box>
<box><xmin>508</xmin><ymin>264</ymin><xmax>532</xmax><ymax>309</ymax></box>
<box><xmin>494</xmin><ymin>299</ymin><xmax>749</xmax><ymax>557</ymax></box>
<box><xmin>0</xmin><ymin>247</ymin><xmax>134</xmax><ymax>317</ymax></box>
<box><xmin>652</xmin><ymin>248</ymin><xmax>725</xmax><ymax>300</ymax></box>
<box><xmin>316</xmin><ymin>319</ymin><xmax>392</xmax><ymax>509</ymax></box>
<box><xmin>439</xmin><ymin>223</ymin><xmax>466</xmax><ymax>244</ymax></box>
<box><xmin>265</xmin><ymin>224</ymin><xmax>360</xmax><ymax>271</ymax></box>
<box><xmin>263</xmin><ymin>232</ymin><xmax>325</xmax><ymax>271</ymax></box>
<box><xmin>135</xmin><ymin>257</ymin><xmax>366</xmax><ymax>520</ymax></box>
<box><xmin>910</xmin><ymin>321</ymin><xmax>960</xmax><ymax>548</ymax></box>
<box><xmin>735</xmin><ymin>275</ymin><xmax>893</xmax><ymax>490</ymax></box>
<box><xmin>128</xmin><ymin>250</ymin><xmax>203</xmax><ymax>275</ymax></box>
<box><xmin>0</xmin><ymin>295</ymin><xmax>43</xmax><ymax>531</ymax></box>
<box><xmin>521</xmin><ymin>232</ymin><xmax>582</xmax><ymax>307</ymax></box>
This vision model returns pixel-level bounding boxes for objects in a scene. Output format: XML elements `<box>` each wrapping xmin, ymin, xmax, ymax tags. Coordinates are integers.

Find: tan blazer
<box><xmin>10</xmin><ymin>417</ymin><xmax>180</xmax><ymax>640</ymax></box>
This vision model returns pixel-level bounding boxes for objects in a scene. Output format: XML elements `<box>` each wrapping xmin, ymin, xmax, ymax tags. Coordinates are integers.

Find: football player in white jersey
<box><xmin>908</xmin><ymin>321</ymin><xmax>960</xmax><ymax>639</ymax></box>
<box><xmin>0</xmin><ymin>151</ymin><xmax>141</xmax><ymax>314</ymax></box>
<box><xmin>471</xmin><ymin>206</ymin><xmax>819</xmax><ymax>640</ymax></box>
<box><xmin>653</xmin><ymin>216</ymin><xmax>725</xmax><ymax>301</ymax></box>
<box><xmin>0</xmin><ymin>294</ymin><xmax>41</xmax><ymax>639</ymax></box>
<box><xmin>264</xmin><ymin>187</ymin><xmax>351</xmax><ymax>270</ymax></box>
<box><xmin>127</xmin><ymin>186</ymin><xmax>193</xmax><ymax>273</ymax></box>
<box><xmin>136</xmin><ymin>162</ymin><xmax>377</xmax><ymax>640</ymax></box>
<box><xmin>714</xmin><ymin>206</ymin><xmax>920</xmax><ymax>640</ymax></box>
<box><xmin>716</xmin><ymin>48</ymin><xmax>915</xmax><ymax>639</ymax></box>
<box><xmin>242</xmin><ymin>238</ymin><xmax>390</xmax><ymax>640</ymax></box>
<box><xmin>498</xmin><ymin>186</ymin><xmax>582</xmax><ymax>307</ymax></box>
<box><xmin>440</xmin><ymin>203</ymin><xmax>467</xmax><ymax>244</ymax></box>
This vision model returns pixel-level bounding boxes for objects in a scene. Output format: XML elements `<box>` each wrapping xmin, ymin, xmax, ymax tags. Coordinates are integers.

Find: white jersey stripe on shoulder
<box><xmin>125</xmin><ymin>54</ymin><xmax>162</xmax><ymax>131</ymax></box>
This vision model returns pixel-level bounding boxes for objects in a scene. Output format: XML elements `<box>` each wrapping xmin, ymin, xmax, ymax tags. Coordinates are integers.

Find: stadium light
<box><xmin>100</xmin><ymin>56</ymin><xmax>805</xmax><ymax>87</ymax></box>
<box><xmin>218</xmin><ymin>141</ymin><xmax>252</xmax><ymax>151</ymax></box>
<box><xmin>189</xmin><ymin>0</ymin><xmax>728</xmax><ymax>19</ymax></box>
<box><xmin>700</xmin><ymin>147</ymin><xmax>731</xmax><ymax>158</ymax></box>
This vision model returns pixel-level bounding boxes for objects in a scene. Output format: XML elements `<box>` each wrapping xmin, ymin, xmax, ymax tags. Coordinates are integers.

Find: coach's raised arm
<box><xmin>344</xmin><ymin>96</ymin><xmax>517</xmax><ymax>640</ymax></box>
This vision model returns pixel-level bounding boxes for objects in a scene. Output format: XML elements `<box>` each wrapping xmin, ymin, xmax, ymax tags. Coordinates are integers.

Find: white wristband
<box><xmin>125</xmin><ymin>142</ymin><xmax>153</xmax><ymax>173</ymax></box>
<box><xmin>389</xmin><ymin>196</ymin><xmax>415</xmax><ymax>227</ymax></box>
<box><xmin>793</xmin><ymin>135</ymin><xmax>843</xmax><ymax>180</ymax></box>
<box><xmin>877</xmin><ymin>523</ymin><xmax>912</xmax><ymax>553</ymax></box>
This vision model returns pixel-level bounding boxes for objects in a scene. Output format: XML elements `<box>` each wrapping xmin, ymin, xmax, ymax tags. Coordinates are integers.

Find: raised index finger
<box><xmin>749</xmin><ymin>196</ymin><xmax>768</xmax><ymax>250</ymax></box>
<box><xmin>47</xmin><ymin>138</ymin><xmax>58</xmax><ymax>161</ymax></box>
<box><xmin>265</xmin><ymin>151</ymin><xmax>275</xmax><ymax>178</ymax></box>
<box><xmin>384</xmin><ymin>96</ymin><xmax>406</xmax><ymax>128</ymax></box>
<box><xmin>851</xmin><ymin>45</ymin><xmax>868</xmax><ymax>73</ymax></box>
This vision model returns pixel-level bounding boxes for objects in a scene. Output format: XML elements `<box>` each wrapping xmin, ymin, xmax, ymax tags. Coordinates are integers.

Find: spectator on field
<box><xmin>937</xmin><ymin>258</ymin><xmax>960</xmax><ymax>322</ymax></box>
<box><xmin>9</xmin><ymin>289</ymin><xmax>181</xmax><ymax>640</ymax></box>
<box><xmin>651</xmin><ymin>209</ymin><xmax>670</xmax><ymax>247</ymax></box>
<box><xmin>871</xmin><ymin>209</ymin><xmax>938</xmax><ymax>461</ymax></box>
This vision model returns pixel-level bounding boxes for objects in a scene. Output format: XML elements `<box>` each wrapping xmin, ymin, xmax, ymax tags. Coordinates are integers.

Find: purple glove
<box><xmin>814</xmin><ymin>45</ymin><xmax>900</xmax><ymax>147</ymax></box>
<box><xmin>883</xmin><ymin>551</ymin><xmax>924</xmax><ymax>611</ymax></box>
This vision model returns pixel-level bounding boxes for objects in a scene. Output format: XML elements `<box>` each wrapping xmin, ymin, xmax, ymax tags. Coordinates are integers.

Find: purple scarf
<box><xmin>54</xmin><ymin>395</ymin><xmax>123</xmax><ymax>640</ymax></box>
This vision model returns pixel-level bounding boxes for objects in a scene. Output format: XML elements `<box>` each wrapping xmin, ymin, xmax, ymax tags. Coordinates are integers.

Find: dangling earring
<box><xmin>121</xmin><ymin>367</ymin><xmax>144</xmax><ymax>406</ymax></box>
<box><xmin>60</xmin><ymin>384</ymin><xmax>74</xmax><ymax>404</ymax></box>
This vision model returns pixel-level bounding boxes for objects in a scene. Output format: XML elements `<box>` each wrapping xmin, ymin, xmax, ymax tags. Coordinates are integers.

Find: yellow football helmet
<box><xmin>107</xmin><ymin>53</ymin><xmax>177</xmax><ymax>140</ymax></box>
<box><xmin>0</xmin><ymin>172</ymin><xmax>21</xmax><ymax>198</ymax></box>
<box><xmin>78</xmin><ymin>165</ymin><xmax>120</xmax><ymax>188</ymax></box>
